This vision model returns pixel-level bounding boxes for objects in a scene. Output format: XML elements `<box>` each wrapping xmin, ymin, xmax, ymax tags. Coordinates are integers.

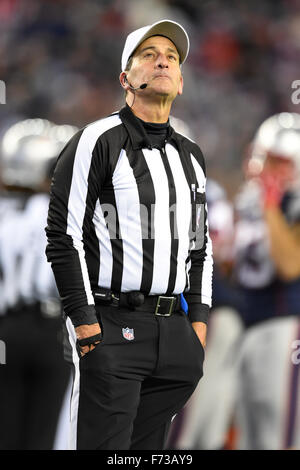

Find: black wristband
<box><xmin>77</xmin><ymin>333</ymin><xmax>102</xmax><ymax>347</ymax></box>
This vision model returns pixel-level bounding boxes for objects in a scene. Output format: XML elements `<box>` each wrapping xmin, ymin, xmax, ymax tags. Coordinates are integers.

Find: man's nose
<box><xmin>156</xmin><ymin>53</ymin><xmax>169</xmax><ymax>68</ymax></box>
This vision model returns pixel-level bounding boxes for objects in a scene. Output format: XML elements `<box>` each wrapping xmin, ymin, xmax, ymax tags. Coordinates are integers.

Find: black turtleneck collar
<box><xmin>119</xmin><ymin>104</ymin><xmax>175</xmax><ymax>150</ymax></box>
<box><xmin>137</xmin><ymin>117</ymin><xmax>169</xmax><ymax>149</ymax></box>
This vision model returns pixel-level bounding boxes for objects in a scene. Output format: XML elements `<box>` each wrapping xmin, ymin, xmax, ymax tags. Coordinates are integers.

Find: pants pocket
<box><xmin>187</xmin><ymin>318</ymin><xmax>205</xmax><ymax>358</ymax></box>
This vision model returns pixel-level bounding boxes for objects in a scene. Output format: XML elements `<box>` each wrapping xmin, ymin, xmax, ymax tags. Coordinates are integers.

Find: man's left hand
<box><xmin>191</xmin><ymin>321</ymin><xmax>207</xmax><ymax>349</ymax></box>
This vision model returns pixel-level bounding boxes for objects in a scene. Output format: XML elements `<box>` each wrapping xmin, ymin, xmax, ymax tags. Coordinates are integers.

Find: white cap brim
<box><xmin>121</xmin><ymin>19</ymin><xmax>190</xmax><ymax>71</ymax></box>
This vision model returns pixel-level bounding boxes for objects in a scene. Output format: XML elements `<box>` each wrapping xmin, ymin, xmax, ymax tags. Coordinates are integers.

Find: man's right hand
<box><xmin>75</xmin><ymin>322</ymin><xmax>102</xmax><ymax>356</ymax></box>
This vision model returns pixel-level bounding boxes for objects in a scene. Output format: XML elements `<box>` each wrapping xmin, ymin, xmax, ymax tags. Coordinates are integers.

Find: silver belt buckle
<box><xmin>154</xmin><ymin>296</ymin><xmax>175</xmax><ymax>316</ymax></box>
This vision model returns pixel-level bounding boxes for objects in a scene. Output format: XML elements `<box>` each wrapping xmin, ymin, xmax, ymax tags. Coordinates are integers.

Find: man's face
<box><xmin>126</xmin><ymin>35</ymin><xmax>183</xmax><ymax>100</ymax></box>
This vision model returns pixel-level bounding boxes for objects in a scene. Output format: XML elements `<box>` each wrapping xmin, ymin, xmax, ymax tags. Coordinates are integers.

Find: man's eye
<box><xmin>169</xmin><ymin>55</ymin><xmax>177</xmax><ymax>61</ymax></box>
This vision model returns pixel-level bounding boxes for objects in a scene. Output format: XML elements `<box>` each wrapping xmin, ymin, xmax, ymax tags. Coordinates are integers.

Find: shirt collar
<box><xmin>119</xmin><ymin>104</ymin><xmax>176</xmax><ymax>150</ymax></box>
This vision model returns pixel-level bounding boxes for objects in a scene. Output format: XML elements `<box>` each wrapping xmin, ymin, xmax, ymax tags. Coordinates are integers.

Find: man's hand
<box><xmin>75</xmin><ymin>323</ymin><xmax>102</xmax><ymax>357</ymax></box>
<box><xmin>258</xmin><ymin>155</ymin><xmax>295</xmax><ymax>209</ymax></box>
<box><xmin>191</xmin><ymin>321</ymin><xmax>207</xmax><ymax>349</ymax></box>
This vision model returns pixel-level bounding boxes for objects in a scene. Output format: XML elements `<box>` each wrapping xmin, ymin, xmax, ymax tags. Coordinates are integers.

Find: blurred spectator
<box><xmin>232</xmin><ymin>112</ymin><xmax>300</xmax><ymax>449</ymax></box>
<box><xmin>0</xmin><ymin>118</ymin><xmax>76</xmax><ymax>449</ymax></box>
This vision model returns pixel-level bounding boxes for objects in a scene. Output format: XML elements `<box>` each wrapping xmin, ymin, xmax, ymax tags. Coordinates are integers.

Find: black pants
<box><xmin>67</xmin><ymin>305</ymin><xmax>205</xmax><ymax>450</ymax></box>
<box><xmin>0</xmin><ymin>310</ymin><xmax>70</xmax><ymax>450</ymax></box>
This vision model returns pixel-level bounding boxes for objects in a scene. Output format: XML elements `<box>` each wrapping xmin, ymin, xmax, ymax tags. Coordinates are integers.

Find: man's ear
<box><xmin>119</xmin><ymin>72</ymin><xmax>128</xmax><ymax>90</ymax></box>
<box><xmin>177</xmin><ymin>75</ymin><xmax>184</xmax><ymax>96</ymax></box>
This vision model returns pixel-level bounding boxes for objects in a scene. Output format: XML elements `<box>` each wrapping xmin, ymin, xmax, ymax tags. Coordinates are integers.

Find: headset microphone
<box><xmin>125</xmin><ymin>76</ymin><xmax>148</xmax><ymax>90</ymax></box>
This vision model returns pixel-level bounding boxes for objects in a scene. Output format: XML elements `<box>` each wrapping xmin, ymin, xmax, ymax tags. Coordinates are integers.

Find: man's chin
<box><xmin>152</xmin><ymin>87</ymin><xmax>176</xmax><ymax>99</ymax></box>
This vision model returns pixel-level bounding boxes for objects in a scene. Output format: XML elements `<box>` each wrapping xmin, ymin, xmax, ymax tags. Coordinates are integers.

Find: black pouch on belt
<box><xmin>93</xmin><ymin>287</ymin><xmax>112</xmax><ymax>304</ymax></box>
<box><xmin>119</xmin><ymin>291</ymin><xmax>145</xmax><ymax>309</ymax></box>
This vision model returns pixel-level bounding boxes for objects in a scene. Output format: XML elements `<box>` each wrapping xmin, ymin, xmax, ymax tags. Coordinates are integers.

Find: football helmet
<box><xmin>0</xmin><ymin>118</ymin><xmax>78</xmax><ymax>190</ymax></box>
<box><xmin>247</xmin><ymin>112</ymin><xmax>300</xmax><ymax>181</ymax></box>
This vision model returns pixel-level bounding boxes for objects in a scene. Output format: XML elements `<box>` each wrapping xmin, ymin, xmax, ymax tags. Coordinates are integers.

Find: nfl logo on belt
<box><xmin>122</xmin><ymin>327</ymin><xmax>134</xmax><ymax>341</ymax></box>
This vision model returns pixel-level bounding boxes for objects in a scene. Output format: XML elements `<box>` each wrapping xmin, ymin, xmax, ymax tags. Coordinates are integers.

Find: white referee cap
<box><xmin>121</xmin><ymin>19</ymin><xmax>190</xmax><ymax>71</ymax></box>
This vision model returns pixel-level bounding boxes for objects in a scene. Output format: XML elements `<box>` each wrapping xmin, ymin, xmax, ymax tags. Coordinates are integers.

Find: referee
<box><xmin>46</xmin><ymin>19</ymin><xmax>213</xmax><ymax>450</ymax></box>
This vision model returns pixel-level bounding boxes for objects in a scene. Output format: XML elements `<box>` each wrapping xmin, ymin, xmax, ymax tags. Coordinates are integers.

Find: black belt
<box><xmin>93</xmin><ymin>288</ymin><xmax>181</xmax><ymax>316</ymax></box>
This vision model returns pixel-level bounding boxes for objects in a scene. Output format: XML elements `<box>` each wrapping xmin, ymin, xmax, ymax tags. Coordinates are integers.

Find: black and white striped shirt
<box><xmin>46</xmin><ymin>105</ymin><xmax>213</xmax><ymax>326</ymax></box>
